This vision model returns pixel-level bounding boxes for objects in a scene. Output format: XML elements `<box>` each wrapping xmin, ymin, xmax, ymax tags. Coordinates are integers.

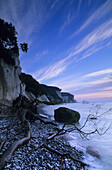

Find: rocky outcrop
<box><xmin>40</xmin><ymin>85</ymin><xmax>62</xmax><ymax>103</ymax></box>
<box><xmin>54</xmin><ymin>107</ymin><xmax>80</xmax><ymax>123</ymax></box>
<box><xmin>19</xmin><ymin>73</ymin><xmax>63</xmax><ymax>103</ymax></box>
<box><xmin>20</xmin><ymin>83</ymin><xmax>36</xmax><ymax>101</ymax></box>
<box><xmin>82</xmin><ymin>100</ymin><xmax>89</xmax><ymax>104</ymax></box>
<box><xmin>61</xmin><ymin>92</ymin><xmax>77</xmax><ymax>103</ymax></box>
<box><xmin>0</xmin><ymin>54</ymin><xmax>21</xmax><ymax>103</ymax></box>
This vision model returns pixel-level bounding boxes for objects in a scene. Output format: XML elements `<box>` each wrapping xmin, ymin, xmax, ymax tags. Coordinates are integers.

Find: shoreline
<box><xmin>0</xmin><ymin>104</ymin><xmax>86</xmax><ymax>170</ymax></box>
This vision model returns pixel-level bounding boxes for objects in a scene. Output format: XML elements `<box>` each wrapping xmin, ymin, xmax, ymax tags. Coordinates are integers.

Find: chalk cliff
<box><xmin>61</xmin><ymin>92</ymin><xmax>77</xmax><ymax>103</ymax></box>
<box><xmin>0</xmin><ymin>54</ymin><xmax>21</xmax><ymax>103</ymax></box>
<box><xmin>0</xmin><ymin>58</ymin><xmax>76</xmax><ymax>105</ymax></box>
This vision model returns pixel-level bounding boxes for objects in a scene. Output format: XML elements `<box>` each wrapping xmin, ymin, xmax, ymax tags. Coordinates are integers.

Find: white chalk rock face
<box><xmin>37</xmin><ymin>94</ymin><xmax>50</xmax><ymax>102</ymax></box>
<box><xmin>26</xmin><ymin>91</ymin><xmax>36</xmax><ymax>101</ymax></box>
<box><xmin>0</xmin><ymin>54</ymin><xmax>21</xmax><ymax>102</ymax></box>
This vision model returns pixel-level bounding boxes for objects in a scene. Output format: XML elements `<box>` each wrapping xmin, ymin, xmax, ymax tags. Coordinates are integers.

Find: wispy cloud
<box><xmin>51</xmin><ymin>0</ymin><xmax>58</xmax><ymax>10</ymax></box>
<box><xmin>68</xmin><ymin>18</ymin><xmax>112</xmax><ymax>60</ymax></box>
<box><xmin>59</xmin><ymin>1</ymin><xmax>77</xmax><ymax>36</ymax></box>
<box><xmin>76</xmin><ymin>91</ymin><xmax>112</xmax><ymax>100</ymax></box>
<box><xmin>77</xmin><ymin>0</ymin><xmax>82</xmax><ymax>14</ymax></box>
<box><xmin>65</xmin><ymin>19</ymin><xmax>112</xmax><ymax>75</ymax></box>
<box><xmin>69</xmin><ymin>0</ymin><xmax>112</xmax><ymax>38</ymax></box>
<box><xmin>52</xmin><ymin>70</ymin><xmax>112</xmax><ymax>101</ymax></box>
<box><xmin>48</xmin><ymin>68</ymin><xmax>112</xmax><ymax>95</ymax></box>
<box><xmin>33</xmin><ymin>18</ymin><xmax>112</xmax><ymax>82</ymax></box>
<box><xmin>0</xmin><ymin>1</ymin><xmax>39</xmax><ymax>42</ymax></box>
<box><xmin>61</xmin><ymin>77</ymin><xmax>112</xmax><ymax>92</ymax></box>
<box><xmin>83</xmin><ymin>69</ymin><xmax>112</xmax><ymax>78</ymax></box>
<box><xmin>100</xmin><ymin>87</ymin><xmax>112</xmax><ymax>91</ymax></box>
<box><xmin>59</xmin><ymin>12</ymin><xmax>72</xmax><ymax>35</ymax></box>
<box><xmin>32</xmin><ymin>57</ymin><xmax>72</xmax><ymax>82</ymax></box>
<box><xmin>76</xmin><ymin>45</ymin><xmax>103</xmax><ymax>62</ymax></box>
<box><xmin>2</xmin><ymin>0</ymin><xmax>111</xmax><ymax>88</ymax></box>
<box><xmin>0</xmin><ymin>0</ymin><xmax>57</xmax><ymax>44</ymax></box>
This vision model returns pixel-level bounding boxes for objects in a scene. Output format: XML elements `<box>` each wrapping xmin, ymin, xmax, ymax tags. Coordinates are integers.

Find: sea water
<box><xmin>41</xmin><ymin>102</ymin><xmax>112</xmax><ymax>170</ymax></box>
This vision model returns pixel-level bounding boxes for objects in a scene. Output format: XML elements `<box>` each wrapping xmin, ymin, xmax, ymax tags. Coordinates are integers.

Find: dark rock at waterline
<box><xmin>86</xmin><ymin>146</ymin><xmax>101</xmax><ymax>159</ymax></box>
<box><xmin>54</xmin><ymin>107</ymin><xmax>80</xmax><ymax>123</ymax></box>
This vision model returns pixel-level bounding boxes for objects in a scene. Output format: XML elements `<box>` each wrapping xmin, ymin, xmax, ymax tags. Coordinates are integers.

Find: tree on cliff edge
<box><xmin>0</xmin><ymin>18</ymin><xmax>28</xmax><ymax>65</ymax></box>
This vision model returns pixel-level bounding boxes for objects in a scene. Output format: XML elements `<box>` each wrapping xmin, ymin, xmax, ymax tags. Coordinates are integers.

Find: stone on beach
<box><xmin>54</xmin><ymin>107</ymin><xmax>80</xmax><ymax>123</ymax></box>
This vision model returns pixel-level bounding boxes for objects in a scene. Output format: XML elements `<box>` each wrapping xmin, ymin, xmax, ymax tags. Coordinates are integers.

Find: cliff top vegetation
<box><xmin>0</xmin><ymin>18</ymin><xmax>28</xmax><ymax>65</ymax></box>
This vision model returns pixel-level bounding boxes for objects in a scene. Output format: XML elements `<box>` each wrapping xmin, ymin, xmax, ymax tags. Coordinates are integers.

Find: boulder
<box><xmin>54</xmin><ymin>107</ymin><xmax>80</xmax><ymax>123</ymax></box>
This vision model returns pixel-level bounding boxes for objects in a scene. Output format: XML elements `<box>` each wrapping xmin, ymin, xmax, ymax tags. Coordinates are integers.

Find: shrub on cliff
<box><xmin>0</xmin><ymin>18</ymin><xmax>28</xmax><ymax>65</ymax></box>
<box><xmin>0</xmin><ymin>18</ymin><xmax>18</xmax><ymax>65</ymax></box>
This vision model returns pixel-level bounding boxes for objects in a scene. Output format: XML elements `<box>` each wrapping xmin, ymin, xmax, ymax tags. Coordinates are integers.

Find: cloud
<box><xmin>83</xmin><ymin>69</ymin><xmax>112</xmax><ymax>78</ymax></box>
<box><xmin>63</xmin><ymin>18</ymin><xmax>112</xmax><ymax>65</ymax></box>
<box><xmin>32</xmin><ymin>57</ymin><xmax>72</xmax><ymax>82</ymax></box>
<box><xmin>59</xmin><ymin>12</ymin><xmax>71</xmax><ymax>35</ymax></box>
<box><xmin>100</xmin><ymin>87</ymin><xmax>112</xmax><ymax>91</ymax></box>
<box><xmin>76</xmin><ymin>91</ymin><xmax>112</xmax><ymax>100</ymax></box>
<box><xmin>32</xmin><ymin>66</ymin><xmax>48</xmax><ymax>79</ymax></box>
<box><xmin>0</xmin><ymin>0</ymin><xmax>55</xmax><ymax>44</ymax></box>
<box><xmin>51</xmin><ymin>0</ymin><xmax>58</xmax><ymax>10</ymax></box>
<box><xmin>58</xmin><ymin>1</ymin><xmax>77</xmax><ymax>36</ymax></box>
<box><xmin>32</xmin><ymin>18</ymin><xmax>112</xmax><ymax>82</ymax></box>
<box><xmin>61</xmin><ymin>77</ymin><xmax>112</xmax><ymax>92</ymax></box>
<box><xmin>48</xmin><ymin>68</ymin><xmax>112</xmax><ymax>94</ymax></box>
<box><xmin>3</xmin><ymin>0</ymin><xmax>111</xmax><ymax>85</ymax></box>
<box><xmin>76</xmin><ymin>45</ymin><xmax>104</xmax><ymax>62</ymax></box>
<box><xmin>69</xmin><ymin>0</ymin><xmax>112</xmax><ymax>38</ymax></box>
<box><xmin>77</xmin><ymin>0</ymin><xmax>82</xmax><ymax>14</ymax></box>
<box><xmin>56</xmin><ymin>75</ymin><xmax>112</xmax><ymax>101</ymax></box>
<box><xmin>68</xmin><ymin>18</ymin><xmax>112</xmax><ymax>60</ymax></box>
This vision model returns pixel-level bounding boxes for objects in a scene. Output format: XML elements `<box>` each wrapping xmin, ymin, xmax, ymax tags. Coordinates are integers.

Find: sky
<box><xmin>0</xmin><ymin>0</ymin><xmax>112</xmax><ymax>102</ymax></box>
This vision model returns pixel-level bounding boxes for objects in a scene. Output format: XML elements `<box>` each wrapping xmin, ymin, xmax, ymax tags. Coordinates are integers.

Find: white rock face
<box><xmin>0</xmin><ymin>55</ymin><xmax>21</xmax><ymax>102</ymax></box>
<box><xmin>20</xmin><ymin>83</ymin><xmax>26</xmax><ymax>96</ymax></box>
<box><xmin>37</xmin><ymin>94</ymin><xmax>50</xmax><ymax>102</ymax></box>
<box><xmin>62</xmin><ymin>96</ymin><xmax>70</xmax><ymax>103</ymax></box>
<box><xmin>61</xmin><ymin>94</ymin><xmax>76</xmax><ymax>103</ymax></box>
<box><xmin>26</xmin><ymin>91</ymin><xmax>36</xmax><ymax>101</ymax></box>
